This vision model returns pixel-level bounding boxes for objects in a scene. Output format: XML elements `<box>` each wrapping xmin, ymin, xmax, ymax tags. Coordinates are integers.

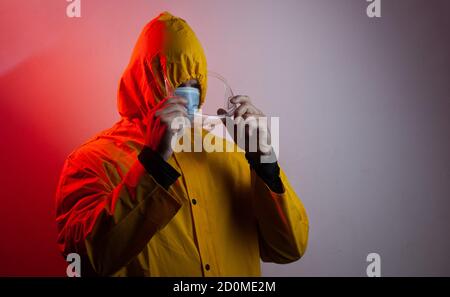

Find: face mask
<box><xmin>174</xmin><ymin>87</ymin><xmax>200</xmax><ymax>117</ymax></box>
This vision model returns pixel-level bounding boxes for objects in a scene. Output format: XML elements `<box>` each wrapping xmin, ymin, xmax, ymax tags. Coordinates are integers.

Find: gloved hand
<box><xmin>145</xmin><ymin>96</ymin><xmax>188</xmax><ymax>160</ymax></box>
<box><xmin>217</xmin><ymin>95</ymin><xmax>274</xmax><ymax>160</ymax></box>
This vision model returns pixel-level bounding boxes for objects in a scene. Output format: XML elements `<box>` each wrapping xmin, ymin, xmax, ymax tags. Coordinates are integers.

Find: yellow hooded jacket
<box><xmin>55</xmin><ymin>12</ymin><xmax>309</xmax><ymax>276</ymax></box>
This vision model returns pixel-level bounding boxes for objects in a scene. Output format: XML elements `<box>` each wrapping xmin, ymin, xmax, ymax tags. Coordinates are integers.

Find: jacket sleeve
<box><xmin>55</xmin><ymin>150</ymin><xmax>184</xmax><ymax>275</ymax></box>
<box><xmin>251</xmin><ymin>166</ymin><xmax>309</xmax><ymax>263</ymax></box>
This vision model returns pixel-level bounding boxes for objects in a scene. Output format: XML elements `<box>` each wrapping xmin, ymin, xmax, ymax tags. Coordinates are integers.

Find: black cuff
<box><xmin>138</xmin><ymin>147</ymin><xmax>180</xmax><ymax>190</ymax></box>
<box><xmin>245</xmin><ymin>152</ymin><xmax>284</xmax><ymax>194</ymax></box>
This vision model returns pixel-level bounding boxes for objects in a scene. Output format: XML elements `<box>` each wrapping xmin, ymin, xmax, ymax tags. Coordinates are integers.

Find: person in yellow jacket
<box><xmin>55</xmin><ymin>11</ymin><xmax>309</xmax><ymax>276</ymax></box>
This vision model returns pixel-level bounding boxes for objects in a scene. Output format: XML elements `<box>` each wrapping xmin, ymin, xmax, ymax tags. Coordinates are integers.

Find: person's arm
<box><xmin>219</xmin><ymin>93</ymin><xmax>308</xmax><ymax>263</ymax></box>
<box><xmin>56</xmin><ymin>147</ymin><xmax>182</xmax><ymax>275</ymax></box>
<box><xmin>247</xmin><ymin>154</ymin><xmax>309</xmax><ymax>263</ymax></box>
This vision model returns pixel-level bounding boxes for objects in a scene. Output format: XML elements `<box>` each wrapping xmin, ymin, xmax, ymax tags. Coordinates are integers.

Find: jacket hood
<box><xmin>117</xmin><ymin>12</ymin><xmax>207</xmax><ymax>120</ymax></box>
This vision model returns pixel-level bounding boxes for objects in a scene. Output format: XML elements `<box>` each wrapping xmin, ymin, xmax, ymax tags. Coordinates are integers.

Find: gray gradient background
<box><xmin>195</xmin><ymin>0</ymin><xmax>450</xmax><ymax>277</ymax></box>
<box><xmin>1</xmin><ymin>0</ymin><xmax>449</xmax><ymax>276</ymax></box>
